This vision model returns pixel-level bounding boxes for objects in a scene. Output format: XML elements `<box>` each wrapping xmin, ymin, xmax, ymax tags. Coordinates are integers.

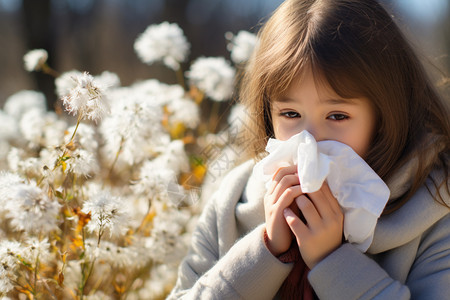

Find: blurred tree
<box><xmin>22</xmin><ymin>0</ymin><xmax>57</xmax><ymax>110</ymax></box>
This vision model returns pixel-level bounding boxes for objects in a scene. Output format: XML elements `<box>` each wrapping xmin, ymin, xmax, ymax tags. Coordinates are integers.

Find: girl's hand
<box><xmin>284</xmin><ymin>182</ymin><xmax>344</xmax><ymax>269</ymax></box>
<box><xmin>264</xmin><ymin>165</ymin><xmax>303</xmax><ymax>256</ymax></box>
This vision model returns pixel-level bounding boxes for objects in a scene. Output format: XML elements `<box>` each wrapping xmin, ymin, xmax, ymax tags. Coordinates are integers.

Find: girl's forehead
<box><xmin>275</xmin><ymin>67</ymin><xmax>336</xmax><ymax>98</ymax></box>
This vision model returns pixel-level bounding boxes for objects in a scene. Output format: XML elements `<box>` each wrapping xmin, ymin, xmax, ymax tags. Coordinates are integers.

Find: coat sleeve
<box><xmin>167</xmin><ymin>198</ymin><xmax>293</xmax><ymax>300</ymax></box>
<box><xmin>308</xmin><ymin>214</ymin><xmax>450</xmax><ymax>300</ymax></box>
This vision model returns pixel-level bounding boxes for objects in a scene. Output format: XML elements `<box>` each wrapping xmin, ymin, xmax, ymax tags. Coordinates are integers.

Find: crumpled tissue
<box><xmin>254</xmin><ymin>130</ymin><xmax>390</xmax><ymax>252</ymax></box>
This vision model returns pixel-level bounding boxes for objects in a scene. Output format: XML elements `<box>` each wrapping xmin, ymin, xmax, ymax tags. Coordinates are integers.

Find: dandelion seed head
<box><xmin>133</xmin><ymin>161</ymin><xmax>176</xmax><ymax>199</ymax></box>
<box><xmin>23</xmin><ymin>49</ymin><xmax>48</xmax><ymax>72</ymax></box>
<box><xmin>62</xmin><ymin>72</ymin><xmax>111</xmax><ymax>122</ymax></box>
<box><xmin>6</xmin><ymin>147</ymin><xmax>22</xmax><ymax>173</ymax></box>
<box><xmin>22</xmin><ymin>238</ymin><xmax>52</xmax><ymax>265</ymax></box>
<box><xmin>65</xmin><ymin>123</ymin><xmax>98</xmax><ymax>152</ymax></box>
<box><xmin>3</xmin><ymin>90</ymin><xmax>46</xmax><ymax>121</ymax></box>
<box><xmin>166</xmin><ymin>97</ymin><xmax>200</xmax><ymax>129</ymax></box>
<box><xmin>131</xmin><ymin>79</ymin><xmax>185</xmax><ymax>106</ymax></box>
<box><xmin>18</xmin><ymin>157</ymin><xmax>42</xmax><ymax>178</ymax></box>
<box><xmin>226</xmin><ymin>31</ymin><xmax>258</xmax><ymax>64</ymax></box>
<box><xmin>153</xmin><ymin>140</ymin><xmax>189</xmax><ymax>175</ymax></box>
<box><xmin>134</xmin><ymin>22</ymin><xmax>190</xmax><ymax>70</ymax></box>
<box><xmin>4</xmin><ymin>182</ymin><xmax>61</xmax><ymax>234</ymax></box>
<box><xmin>68</xmin><ymin>149</ymin><xmax>99</xmax><ymax>177</ymax></box>
<box><xmin>94</xmin><ymin>71</ymin><xmax>121</xmax><ymax>89</ymax></box>
<box><xmin>0</xmin><ymin>171</ymin><xmax>25</xmax><ymax>208</ymax></box>
<box><xmin>84</xmin><ymin>239</ymin><xmax>149</xmax><ymax>269</ymax></box>
<box><xmin>19</xmin><ymin>109</ymin><xmax>67</xmax><ymax>148</ymax></box>
<box><xmin>55</xmin><ymin>70</ymin><xmax>83</xmax><ymax>98</ymax></box>
<box><xmin>0</xmin><ymin>110</ymin><xmax>18</xmax><ymax>142</ymax></box>
<box><xmin>100</xmin><ymin>93</ymin><xmax>169</xmax><ymax>165</ymax></box>
<box><xmin>186</xmin><ymin>57</ymin><xmax>236</xmax><ymax>102</ymax></box>
<box><xmin>0</xmin><ymin>240</ymin><xmax>22</xmax><ymax>294</ymax></box>
<box><xmin>82</xmin><ymin>188</ymin><xmax>129</xmax><ymax>238</ymax></box>
<box><xmin>144</xmin><ymin>209</ymin><xmax>190</xmax><ymax>263</ymax></box>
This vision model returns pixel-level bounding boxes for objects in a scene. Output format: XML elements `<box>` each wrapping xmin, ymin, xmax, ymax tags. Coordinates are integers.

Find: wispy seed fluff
<box><xmin>134</xmin><ymin>22</ymin><xmax>190</xmax><ymax>71</ymax></box>
<box><xmin>62</xmin><ymin>72</ymin><xmax>111</xmax><ymax>122</ymax></box>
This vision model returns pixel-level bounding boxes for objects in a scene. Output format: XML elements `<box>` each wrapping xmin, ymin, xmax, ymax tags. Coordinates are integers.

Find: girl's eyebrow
<box><xmin>320</xmin><ymin>98</ymin><xmax>357</xmax><ymax>105</ymax></box>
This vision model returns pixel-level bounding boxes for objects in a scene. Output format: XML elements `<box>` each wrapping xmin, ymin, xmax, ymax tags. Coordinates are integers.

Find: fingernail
<box><xmin>283</xmin><ymin>208</ymin><xmax>294</xmax><ymax>220</ymax></box>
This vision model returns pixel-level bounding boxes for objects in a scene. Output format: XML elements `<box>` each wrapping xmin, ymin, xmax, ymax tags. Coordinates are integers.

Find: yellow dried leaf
<box><xmin>170</xmin><ymin>122</ymin><xmax>186</xmax><ymax>139</ymax></box>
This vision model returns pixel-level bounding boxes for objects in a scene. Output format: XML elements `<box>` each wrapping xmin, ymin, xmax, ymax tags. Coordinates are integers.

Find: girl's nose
<box><xmin>305</xmin><ymin>123</ymin><xmax>323</xmax><ymax>142</ymax></box>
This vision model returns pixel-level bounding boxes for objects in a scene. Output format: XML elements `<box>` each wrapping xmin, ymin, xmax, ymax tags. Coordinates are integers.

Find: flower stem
<box><xmin>107</xmin><ymin>136</ymin><xmax>125</xmax><ymax>179</ymax></box>
<box><xmin>176</xmin><ymin>67</ymin><xmax>186</xmax><ymax>90</ymax></box>
<box><xmin>67</xmin><ymin>114</ymin><xmax>83</xmax><ymax>147</ymax></box>
<box><xmin>208</xmin><ymin>101</ymin><xmax>221</xmax><ymax>133</ymax></box>
<box><xmin>33</xmin><ymin>254</ymin><xmax>40</xmax><ymax>296</ymax></box>
<box><xmin>42</xmin><ymin>63</ymin><xmax>60</xmax><ymax>78</ymax></box>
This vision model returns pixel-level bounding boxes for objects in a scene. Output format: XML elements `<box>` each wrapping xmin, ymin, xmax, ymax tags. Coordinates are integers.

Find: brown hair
<box><xmin>240</xmin><ymin>0</ymin><xmax>449</xmax><ymax>211</ymax></box>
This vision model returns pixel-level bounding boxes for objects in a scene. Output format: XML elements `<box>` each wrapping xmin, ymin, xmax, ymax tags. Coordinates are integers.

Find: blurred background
<box><xmin>0</xmin><ymin>0</ymin><xmax>449</xmax><ymax>110</ymax></box>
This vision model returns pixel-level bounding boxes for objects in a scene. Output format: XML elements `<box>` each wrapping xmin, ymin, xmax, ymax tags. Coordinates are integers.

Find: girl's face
<box><xmin>271</xmin><ymin>70</ymin><xmax>376</xmax><ymax>158</ymax></box>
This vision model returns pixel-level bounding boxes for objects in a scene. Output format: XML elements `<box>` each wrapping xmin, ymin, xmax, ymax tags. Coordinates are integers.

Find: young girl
<box><xmin>168</xmin><ymin>0</ymin><xmax>450</xmax><ymax>299</ymax></box>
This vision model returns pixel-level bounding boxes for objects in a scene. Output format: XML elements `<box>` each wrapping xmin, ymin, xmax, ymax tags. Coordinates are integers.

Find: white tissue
<box><xmin>255</xmin><ymin>130</ymin><xmax>390</xmax><ymax>252</ymax></box>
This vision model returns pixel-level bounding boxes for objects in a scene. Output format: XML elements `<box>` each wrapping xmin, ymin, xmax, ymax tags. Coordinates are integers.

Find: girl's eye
<box><xmin>280</xmin><ymin>111</ymin><xmax>300</xmax><ymax>118</ymax></box>
<box><xmin>328</xmin><ymin>114</ymin><xmax>349</xmax><ymax>121</ymax></box>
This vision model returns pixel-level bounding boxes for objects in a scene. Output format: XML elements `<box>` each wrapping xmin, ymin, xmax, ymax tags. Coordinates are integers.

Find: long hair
<box><xmin>240</xmin><ymin>0</ymin><xmax>449</xmax><ymax>211</ymax></box>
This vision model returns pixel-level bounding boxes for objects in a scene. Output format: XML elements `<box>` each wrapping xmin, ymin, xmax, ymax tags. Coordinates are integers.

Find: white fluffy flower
<box><xmin>134</xmin><ymin>22</ymin><xmax>190</xmax><ymax>70</ymax></box>
<box><xmin>187</xmin><ymin>57</ymin><xmax>236</xmax><ymax>102</ymax></box>
<box><xmin>0</xmin><ymin>240</ymin><xmax>23</xmax><ymax>294</ymax></box>
<box><xmin>84</xmin><ymin>239</ymin><xmax>149</xmax><ymax>269</ymax></box>
<box><xmin>19</xmin><ymin>108</ymin><xmax>67</xmax><ymax>148</ymax></box>
<box><xmin>23</xmin><ymin>49</ymin><xmax>48</xmax><ymax>72</ymax></box>
<box><xmin>6</xmin><ymin>148</ymin><xmax>22</xmax><ymax>173</ymax></box>
<box><xmin>144</xmin><ymin>209</ymin><xmax>190</xmax><ymax>263</ymax></box>
<box><xmin>131</xmin><ymin>79</ymin><xmax>186</xmax><ymax>106</ymax></box>
<box><xmin>0</xmin><ymin>110</ymin><xmax>18</xmax><ymax>141</ymax></box>
<box><xmin>55</xmin><ymin>70</ymin><xmax>83</xmax><ymax>98</ymax></box>
<box><xmin>0</xmin><ymin>172</ymin><xmax>25</xmax><ymax>208</ymax></box>
<box><xmin>226</xmin><ymin>31</ymin><xmax>258</xmax><ymax>64</ymax></box>
<box><xmin>57</xmin><ymin>70</ymin><xmax>119</xmax><ymax>99</ymax></box>
<box><xmin>94</xmin><ymin>71</ymin><xmax>121</xmax><ymax>89</ymax></box>
<box><xmin>65</xmin><ymin>123</ymin><xmax>98</xmax><ymax>152</ymax></box>
<box><xmin>62</xmin><ymin>72</ymin><xmax>110</xmax><ymax>122</ymax></box>
<box><xmin>67</xmin><ymin>149</ymin><xmax>99</xmax><ymax>177</ymax></box>
<box><xmin>132</xmin><ymin>160</ymin><xmax>180</xmax><ymax>203</ymax></box>
<box><xmin>4</xmin><ymin>182</ymin><xmax>61</xmax><ymax>234</ymax></box>
<box><xmin>82</xmin><ymin>188</ymin><xmax>129</xmax><ymax>238</ymax></box>
<box><xmin>3</xmin><ymin>90</ymin><xmax>46</xmax><ymax>120</ymax></box>
<box><xmin>166</xmin><ymin>97</ymin><xmax>200</xmax><ymax>129</ymax></box>
<box><xmin>100</xmin><ymin>90</ymin><xmax>169</xmax><ymax>166</ymax></box>
<box><xmin>22</xmin><ymin>238</ymin><xmax>52</xmax><ymax>265</ymax></box>
<box><xmin>7</xmin><ymin>148</ymin><xmax>48</xmax><ymax>177</ymax></box>
<box><xmin>153</xmin><ymin>140</ymin><xmax>189</xmax><ymax>175</ymax></box>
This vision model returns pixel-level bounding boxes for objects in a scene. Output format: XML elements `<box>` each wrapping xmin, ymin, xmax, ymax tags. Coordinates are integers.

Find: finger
<box><xmin>274</xmin><ymin>185</ymin><xmax>303</xmax><ymax>212</ymax></box>
<box><xmin>308</xmin><ymin>182</ymin><xmax>340</xmax><ymax>218</ymax></box>
<box><xmin>267</xmin><ymin>165</ymin><xmax>297</xmax><ymax>195</ymax></box>
<box><xmin>296</xmin><ymin>195</ymin><xmax>321</xmax><ymax>228</ymax></box>
<box><xmin>272</xmin><ymin>165</ymin><xmax>298</xmax><ymax>181</ymax></box>
<box><xmin>321</xmin><ymin>181</ymin><xmax>342</xmax><ymax>215</ymax></box>
<box><xmin>270</xmin><ymin>174</ymin><xmax>300</xmax><ymax>204</ymax></box>
<box><xmin>283</xmin><ymin>207</ymin><xmax>309</xmax><ymax>242</ymax></box>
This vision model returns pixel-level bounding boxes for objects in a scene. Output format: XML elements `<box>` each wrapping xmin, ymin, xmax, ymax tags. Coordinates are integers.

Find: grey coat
<box><xmin>168</xmin><ymin>159</ymin><xmax>450</xmax><ymax>299</ymax></box>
